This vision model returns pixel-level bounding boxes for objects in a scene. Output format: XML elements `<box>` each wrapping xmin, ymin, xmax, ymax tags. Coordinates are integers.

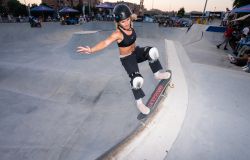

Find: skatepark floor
<box><xmin>0</xmin><ymin>22</ymin><xmax>250</xmax><ymax>160</ymax></box>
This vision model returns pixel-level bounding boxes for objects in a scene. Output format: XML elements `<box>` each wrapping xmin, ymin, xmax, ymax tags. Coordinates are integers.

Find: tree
<box><xmin>75</xmin><ymin>3</ymin><xmax>83</xmax><ymax>13</ymax></box>
<box><xmin>7</xmin><ymin>0</ymin><xmax>20</xmax><ymax>14</ymax></box>
<box><xmin>177</xmin><ymin>7</ymin><xmax>185</xmax><ymax>17</ymax></box>
<box><xmin>0</xmin><ymin>5</ymin><xmax>8</xmax><ymax>15</ymax></box>
<box><xmin>233</xmin><ymin>0</ymin><xmax>250</xmax><ymax>8</ymax></box>
<box><xmin>7</xmin><ymin>0</ymin><xmax>27</xmax><ymax>16</ymax></box>
<box><xmin>31</xmin><ymin>4</ymin><xmax>38</xmax><ymax>8</ymax></box>
<box><xmin>40</xmin><ymin>2</ymin><xmax>51</xmax><ymax>8</ymax></box>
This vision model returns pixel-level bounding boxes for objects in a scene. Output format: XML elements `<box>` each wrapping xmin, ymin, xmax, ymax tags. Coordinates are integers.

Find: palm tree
<box><xmin>233</xmin><ymin>0</ymin><xmax>250</xmax><ymax>8</ymax></box>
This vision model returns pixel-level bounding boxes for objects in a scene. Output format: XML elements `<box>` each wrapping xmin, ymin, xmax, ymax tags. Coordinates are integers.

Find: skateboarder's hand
<box><xmin>77</xmin><ymin>46</ymin><xmax>92</xmax><ymax>54</ymax></box>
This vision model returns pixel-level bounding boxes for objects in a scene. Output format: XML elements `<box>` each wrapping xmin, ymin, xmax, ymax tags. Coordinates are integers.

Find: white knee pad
<box><xmin>149</xmin><ymin>47</ymin><xmax>159</xmax><ymax>61</ymax></box>
<box><xmin>132</xmin><ymin>76</ymin><xmax>144</xmax><ymax>89</ymax></box>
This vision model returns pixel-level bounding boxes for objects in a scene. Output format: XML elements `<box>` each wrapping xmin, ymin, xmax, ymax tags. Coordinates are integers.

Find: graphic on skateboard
<box><xmin>137</xmin><ymin>70</ymin><xmax>172</xmax><ymax>121</ymax></box>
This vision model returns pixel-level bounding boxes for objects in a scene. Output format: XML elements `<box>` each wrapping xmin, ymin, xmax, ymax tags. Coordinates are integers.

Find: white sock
<box><xmin>154</xmin><ymin>71</ymin><xmax>160</xmax><ymax>77</ymax></box>
<box><xmin>136</xmin><ymin>98</ymin><xmax>143</xmax><ymax>105</ymax></box>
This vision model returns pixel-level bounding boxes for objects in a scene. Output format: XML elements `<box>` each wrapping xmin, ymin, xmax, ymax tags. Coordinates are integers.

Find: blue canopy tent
<box><xmin>59</xmin><ymin>7</ymin><xmax>79</xmax><ymax>14</ymax></box>
<box><xmin>59</xmin><ymin>7</ymin><xmax>80</xmax><ymax>25</ymax></box>
<box><xmin>95</xmin><ymin>3</ymin><xmax>115</xmax><ymax>20</ymax></box>
<box><xmin>95</xmin><ymin>2</ymin><xmax>115</xmax><ymax>9</ymax></box>
<box><xmin>30</xmin><ymin>5</ymin><xmax>54</xmax><ymax>12</ymax></box>
<box><xmin>30</xmin><ymin>5</ymin><xmax>54</xmax><ymax>21</ymax></box>
<box><xmin>232</xmin><ymin>4</ymin><xmax>250</xmax><ymax>13</ymax></box>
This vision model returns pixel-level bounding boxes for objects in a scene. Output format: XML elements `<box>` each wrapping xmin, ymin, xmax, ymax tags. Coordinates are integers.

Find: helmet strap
<box><xmin>118</xmin><ymin>23</ymin><xmax>132</xmax><ymax>31</ymax></box>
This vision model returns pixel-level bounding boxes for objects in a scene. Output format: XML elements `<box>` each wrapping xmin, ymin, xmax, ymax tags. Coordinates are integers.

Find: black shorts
<box><xmin>120</xmin><ymin>46</ymin><xmax>163</xmax><ymax>100</ymax></box>
<box><xmin>120</xmin><ymin>46</ymin><xmax>162</xmax><ymax>75</ymax></box>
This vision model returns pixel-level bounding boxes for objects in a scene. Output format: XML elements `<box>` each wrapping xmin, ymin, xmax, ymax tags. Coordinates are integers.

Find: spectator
<box><xmin>221</xmin><ymin>8</ymin><xmax>230</xmax><ymax>26</ymax></box>
<box><xmin>217</xmin><ymin>23</ymin><xmax>234</xmax><ymax>50</ymax></box>
<box><xmin>79</xmin><ymin>15</ymin><xmax>84</xmax><ymax>24</ymax></box>
<box><xmin>242</xmin><ymin>26</ymin><xmax>249</xmax><ymax>36</ymax></box>
<box><xmin>47</xmin><ymin>16</ymin><xmax>52</xmax><ymax>22</ymax></box>
<box><xmin>229</xmin><ymin>25</ymin><xmax>241</xmax><ymax>50</ymax></box>
<box><xmin>237</xmin><ymin>45</ymin><xmax>250</xmax><ymax>57</ymax></box>
<box><xmin>241</xmin><ymin>59</ymin><xmax>250</xmax><ymax>72</ymax></box>
<box><xmin>228</xmin><ymin>46</ymin><xmax>250</xmax><ymax>73</ymax></box>
<box><xmin>228</xmin><ymin>54</ymin><xmax>250</xmax><ymax>73</ymax></box>
<box><xmin>233</xmin><ymin>29</ymin><xmax>250</xmax><ymax>55</ymax></box>
<box><xmin>7</xmin><ymin>14</ymin><xmax>12</xmax><ymax>23</ymax></box>
<box><xmin>83</xmin><ymin>14</ymin><xmax>87</xmax><ymax>22</ymax></box>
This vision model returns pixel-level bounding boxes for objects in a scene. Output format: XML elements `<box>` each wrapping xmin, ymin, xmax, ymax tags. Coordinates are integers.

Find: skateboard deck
<box><xmin>137</xmin><ymin>70</ymin><xmax>172</xmax><ymax>121</ymax></box>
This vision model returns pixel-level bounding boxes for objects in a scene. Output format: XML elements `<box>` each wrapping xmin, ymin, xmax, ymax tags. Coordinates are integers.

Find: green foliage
<box><xmin>75</xmin><ymin>3</ymin><xmax>83</xmax><ymax>13</ymax></box>
<box><xmin>233</xmin><ymin>0</ymin><xmax>250</xmax><ymax>8</ymax></box>
<box><xmin>0</xmin><ymin>5</ymin><xmax>7</xmax><ymax>14</ymax></box>
<box><xmin>177</xmin><ymin>7</ymin><xmax>185</xmax><ymax>17</ymax></box>
<box><xmin>7</xmin><ymin>0</ymin><xmax>27</xmax><ymax>16</ymax></box>
<box><xmin>31</xmin><ymin>4</ymin><xmax>38</xmax><ymax>8</ymax></box>
<box><xmin>40</xmin><ymin>3</ymin><xmax>51</xmax><ymax>8</ymax></box>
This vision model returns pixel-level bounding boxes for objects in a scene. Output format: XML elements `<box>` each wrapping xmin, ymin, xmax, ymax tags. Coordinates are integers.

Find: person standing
<box><xmin>221</xmin><ymin>8</ymin><xmax>230</xmax><ymax>26</ymax></box>
<box><xmin>217</xmin><ymin>24</ymin><xmax>234</xmax><ymax>50</ymax></box>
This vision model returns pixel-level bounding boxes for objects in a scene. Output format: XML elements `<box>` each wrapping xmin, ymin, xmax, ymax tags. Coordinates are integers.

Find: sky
<box><xmin>20</xmin><ymin>0</ymin><xmax>234</xmax><ymax>12</ymax></box>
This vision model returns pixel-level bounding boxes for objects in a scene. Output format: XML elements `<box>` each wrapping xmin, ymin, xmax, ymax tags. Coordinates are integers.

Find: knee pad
<box><xmin>147</xmin><ymin>47</ymin><xmax>159</xmax><ymax>63</ymax></box>
<box><xmin>129</xmin><ymin>72</ymin><xmax>144</xmax><ymax>89</ymax></box>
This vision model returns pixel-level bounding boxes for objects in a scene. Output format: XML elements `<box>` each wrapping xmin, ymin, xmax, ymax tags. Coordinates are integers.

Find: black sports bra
<box><xmin>117</xmin><ymin>27</ymin><xmax>136</xmax><ymax>47</ymax></box>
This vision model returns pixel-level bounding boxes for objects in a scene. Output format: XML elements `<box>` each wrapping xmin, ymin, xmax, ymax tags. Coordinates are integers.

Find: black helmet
<box><xmin>113</xmin><ymin>4</ymin><xmax>132</xmax><ymax>22</ymax></box>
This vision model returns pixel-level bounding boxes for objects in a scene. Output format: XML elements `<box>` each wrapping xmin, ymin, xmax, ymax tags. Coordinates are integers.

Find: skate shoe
<box><xmin>228</xmin><ymin>54</ymin><xmax>236</xmax><ymax>63</ymax></box>
<box><xmin>137</xmin><ymin>103</ymin><xmax>150</xmax><ymax>115</ymax></box>
<box><xmin>242</xmin><ymin>65</ymin><xmax>248</xmax><ymax>69</ymax></box>
<box><xmin>242</xmin><ymin>67</ymin><xmax>249</xmax><ymax>71</ymax></box>
<box><xmin>154</xmin><ymin>71</ymin><xmax>171</xmax><ymax>80</ymax></box>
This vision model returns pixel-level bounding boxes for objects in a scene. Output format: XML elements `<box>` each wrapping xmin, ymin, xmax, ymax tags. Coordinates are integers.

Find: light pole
<box><xmin>23</xmin><ymin>0</ymin><xmax>30</xmax><ymax>16</ymax></box>
<box><xmin>202</xmin><ymin>0</ymin><xmax>208</xmax><ymax>22</ymax></box>
<box><xmin>88</xmin><ymin>0</ymin><xmax>91</xmax><ymax>15</ymax></box>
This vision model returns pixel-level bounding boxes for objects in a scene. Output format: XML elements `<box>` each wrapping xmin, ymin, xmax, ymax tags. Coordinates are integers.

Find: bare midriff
<box><xmin>119</xmin><ymin>43</ymin><xmax>136</xmax><ymax>57</ymax></box>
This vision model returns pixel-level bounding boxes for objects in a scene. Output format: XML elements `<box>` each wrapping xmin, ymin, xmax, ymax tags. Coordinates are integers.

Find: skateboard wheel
<box><xmin>169</xmin><ymin>83</ymin><xmax>174</xmax><ymax>88</ymax></box>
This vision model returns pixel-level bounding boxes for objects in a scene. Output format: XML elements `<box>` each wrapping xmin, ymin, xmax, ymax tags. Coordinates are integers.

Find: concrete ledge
<box><xmin>121</xmin><ymin>40</ymin><xmax>189</xmax><ymax>159</ymax></box>
<box><xmin>99</xmin><ymin>40</ymin><xmax>188</xmax><ymax>160</ymax></box>
<box><xmin>74</xmin><ymin>31</ymin><xmax>99</xmax><ymax>34</ymax></box>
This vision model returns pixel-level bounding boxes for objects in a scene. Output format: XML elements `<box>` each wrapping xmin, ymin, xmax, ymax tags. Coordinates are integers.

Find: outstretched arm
<box><xmin>77</xmin><ymin>31</ymin><xmax>119</xmax><ymax>54</ymax></box>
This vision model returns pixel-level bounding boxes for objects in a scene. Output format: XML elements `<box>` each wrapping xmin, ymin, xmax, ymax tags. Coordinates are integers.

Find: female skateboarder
<box><xmin>77</xmin><ymin>4</ymin><xmax>171</xmax><ymax>115</ymax></box>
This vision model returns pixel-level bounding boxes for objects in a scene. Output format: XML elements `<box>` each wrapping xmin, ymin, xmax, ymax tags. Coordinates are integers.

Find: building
<box><xmin>1</xmin><ymin>0</ymin><xmax>9</xmax><ymax>7</ymax></box>
<box><xmin>41</xmin><ymin>0</ymin><xmax>103</xmax><ymax>10</ymax></box>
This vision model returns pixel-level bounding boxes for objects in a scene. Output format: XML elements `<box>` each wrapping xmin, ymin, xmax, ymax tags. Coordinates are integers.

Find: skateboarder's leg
<box><xmin>135</xmin><ymin>46</ymin><xmax>171</xmax><ymax>80</ymax></box>
<box><xmin>120</xmin><ymin>54</ymin><xmax>150</xmax><ymax>114</ymax></box>
<box><xmin>136</xmin><ymin>98</ymin><xmax>150</xmax><ymax>115</ymax></box>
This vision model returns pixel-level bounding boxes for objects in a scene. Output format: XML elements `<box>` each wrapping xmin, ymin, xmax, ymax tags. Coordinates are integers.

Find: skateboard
<box><xmin>137</xmin><ymin>70</ymin><xmax>172</xmax><ymax>121</ymax></box>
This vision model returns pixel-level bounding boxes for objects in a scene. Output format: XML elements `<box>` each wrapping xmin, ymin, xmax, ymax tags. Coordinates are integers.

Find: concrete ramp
<box><xmin>0</xmin><ymin>22</ymin><xmax>142</xmax><ymax>160</ymax></box>
<box><xmin>181</xmin><ymin>24</ymin><xmax>237</xmax><ymax>70</ymax></box>
<box><xmin>0</xmin><ymin>22</ymin><xmax>170</xmax><ymax>160</ymax></box>
<box><xmin>66</xmin><ymin>30</ymin><xmax>116</xmax><ymax>60</ymax></box>
<box><xmin>168</xmin><ymin>24</ymin><xmax>224</xmax><ymax>46</ymax></box>
<box><xmin>164</xmin><ymin>25</ymin><xmax>250</xmax><ymax>160</ymax></box>
<box><xmin>2</xmin><ymin>21</ymin><xmax>248</xmax><ymax>160</ymax></box>
<box><xmin>181</xmin><ymin>24</ymin><xmax>207</xmax><ymax>45</ymax></box>
<box><xmin>98</xmin><ymin>39</ymin><xmax>188</xmax><ymax>160</ymax></box>
<box><xmin>166</xmin><ymin>40</ymin><xmax>250</xmax><ymax>160</ymax></box>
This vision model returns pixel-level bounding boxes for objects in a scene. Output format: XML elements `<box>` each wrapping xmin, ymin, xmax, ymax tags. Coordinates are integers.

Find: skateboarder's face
<box><xmin>119</xmin><ymin>18</ymin><xmax>131</xmax><ymax>30</ymax></box>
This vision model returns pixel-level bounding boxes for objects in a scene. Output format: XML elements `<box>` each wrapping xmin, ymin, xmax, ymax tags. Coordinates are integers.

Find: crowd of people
<box><xmin>216</xmin><ymin>9</ymin><xmax>250</xmax><ymax>73</ymax></box>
